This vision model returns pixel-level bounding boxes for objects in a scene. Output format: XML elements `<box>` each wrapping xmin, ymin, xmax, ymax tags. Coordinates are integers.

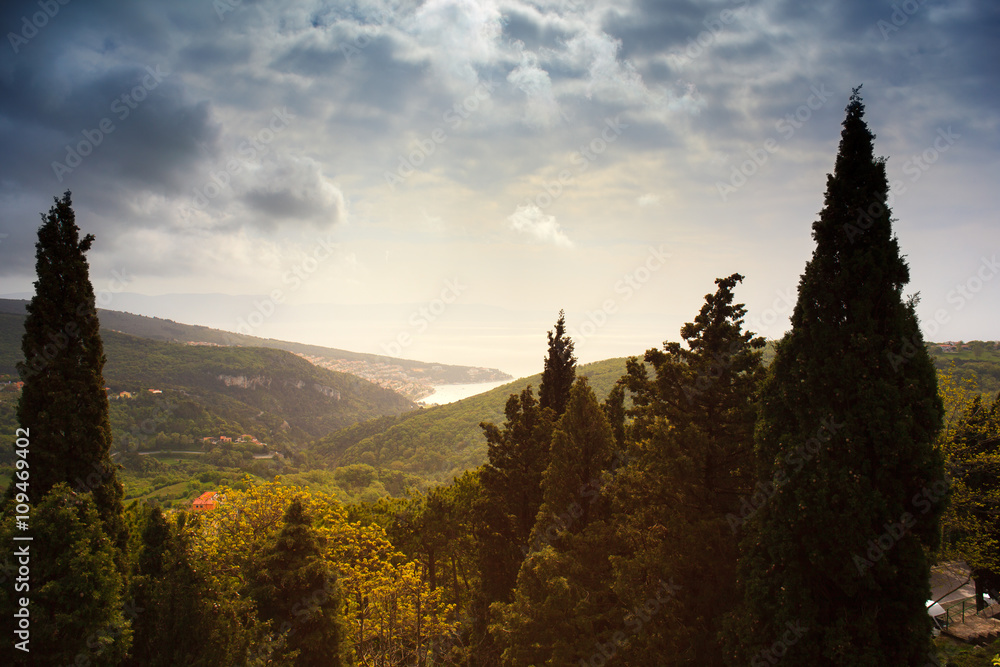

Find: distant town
<box><xmin>291</xmin><ymin>353</ymin><xmax>506</xmax><ymax>401</ymax></box>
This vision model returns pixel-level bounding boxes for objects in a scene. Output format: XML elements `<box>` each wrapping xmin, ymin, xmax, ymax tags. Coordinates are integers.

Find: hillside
<box><xmin>309</xmin><ymin>343</ymin><xmax>1000</xmax><ymax>488</ymax></box>
<box><xmin>0</xmin><ymin>299</ymin><xmax>510</xmax><ymax>400</ymax></box>
<box><xmin>0</xmin><ymin>312</ymin><xmax>416</xmax><ymax>460</ymax></box>
<box><xmin>928</xmin><ymin>341</ymin><xmax>1000</xmax><ymax>396</ymax></box>
<box><xmin>307</xmin><ymin>357</ymin><xmax>629</xmax><ymax>482</ymax></box>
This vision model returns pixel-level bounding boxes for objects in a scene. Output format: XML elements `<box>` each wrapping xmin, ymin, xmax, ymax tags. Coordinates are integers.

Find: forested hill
<box><xmin>309</xmin><ymin>344</ymin><xmax>1000</xmax><ymax>486</ymax></box>
<box><xmin>0</xmin><ymin>299</ymin><xmax>510</xmax><ymax>396</ymax></box>
<box><xmin>307</xmin><ymin>357</ymin><xmax>629</xmax><ymax>482</ymax></box>
<box><xmin>0</xmin><ymin>312</ymin><xmax>416</xmax><ymax>450</ymax></box>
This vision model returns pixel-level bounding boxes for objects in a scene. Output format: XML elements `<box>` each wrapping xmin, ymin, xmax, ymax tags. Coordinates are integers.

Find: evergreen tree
<box><xmin>538</xmin><ymin>310</ymin><xmax>576</xmax><ymax>416</ymax></box>
<box><xmin>249</xmin><ymin>498</ymin><xmax>351</xmax><ymax>667</ymax></box>
<box><xmin>473</xmin><ymin>313</ymin><xmax>575</xmax><ymax>664</ymax></box>
<box><xmin>11</xmin><ymin>192</ymin><xmax>125</xmax><ymax>554</ymax></box>
<box><xmin>612</xmin><ymin>273</ymin><xmax>765</xmax><ymax>666</ymax></box>
<box><xmin>494</xmin><ymin>378</ymin><xmax>621</xmax><ymax>667</ymax></box>
<box><xmin>732</xmin><ymin>88</ymin><xmax>945</xmax><ymax>665</ymax></box>
<box><xmin>473</xmin><ymin>386</ymin><xmax>554</xmax><ymax>665</ymax></box>
<box><xmin>125</xmin><ymin>505</ymin><xmax>260</xmax><ymax>666</ymax></box>
<box><xmin>0</xmin><ymin>485</ymin><xmax>130</xmax><ymax>666</ymax></box>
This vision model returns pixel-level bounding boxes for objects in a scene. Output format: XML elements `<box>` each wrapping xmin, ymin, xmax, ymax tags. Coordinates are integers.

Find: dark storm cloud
<box><xmin>600</xmin><ymin>0</ymin><xmax>717</xmax><ymax>59</ymax></box>
<box><xmin>498</xmin><ymin>5</ymin><xmax>574</xmax><ymax>53</ymax></box>
<box><xmin>0</xmin><ymin>0</ymin><xmax>996</xmax><ymax>285</ymax></box>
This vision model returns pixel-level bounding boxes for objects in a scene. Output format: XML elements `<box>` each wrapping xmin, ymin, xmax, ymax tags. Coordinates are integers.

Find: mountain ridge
<box><xmin>0</xmin><ymin>298</ymin><xmax>511</xmax><ymax>400</ymax></box>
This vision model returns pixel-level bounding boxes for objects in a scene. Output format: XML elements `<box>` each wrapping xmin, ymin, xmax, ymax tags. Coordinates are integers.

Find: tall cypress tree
<box><xmin>613</xmin><ymin>273</ymin><xmax>764</xmax><ymax>666</ymax></box>
<box><xmin>125</xmin><ymin>505</ymin><xmax>259</xmax><ymax>666</ymax></box>
<box><xmin>538</xmin><ymin>310</ymin><xmax>576</xmax><ymax>416</ymax></box>
<box><xmin>495</xmin><ymin>378</ymin><xmax>621</xmax><ymax>666</ymax></box>
<box><xmin>733</xmin><ymin>89</ymin><xmax>945</xmax><ymax>665</ymax></box>
<box><xmin>473</xmin><ymin>387</ymin><xmax>554</xmax><ymax>665</ymax></box>
<box><xmin>12</xmin><ymin>192</ymin><xmax>125</xmax><ymax>554</ymax></box>
<box><xmin>249</xmin><ymin>498</ymin><xmax>351</xmax><ymax>666</ymax></box>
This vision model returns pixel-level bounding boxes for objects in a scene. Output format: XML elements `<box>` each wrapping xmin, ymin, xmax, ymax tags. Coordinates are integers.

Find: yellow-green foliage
<box><xmin>189</xmin><ymin>478</ymin><xmax>457</xmax><ymax>663</ymax></box>
<box><xmin>937</xmin><ymin>364</ymin><xmax>1000</xmax><ymax>574</ymax></box>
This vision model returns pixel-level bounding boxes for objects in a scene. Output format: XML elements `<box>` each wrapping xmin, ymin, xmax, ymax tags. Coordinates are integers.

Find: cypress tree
<box><xmin>473</xmin><ymin>387</ymin><xmax>554</xmax><ymax>664</ymax></box>
<box><xmin>733</xmin><ymin>88</ymin><xmax>945</xmax><ymax>665</ymax></box>
<box><xmin>125</xmin><ymin>505</ymin><xmax>259</xmax><ymax>666</ymax></box>
<box><xmin>613</xmin><ymin>273</ymin><xmax>764</xmax><ymax>666</ymax></box>
<box><xmin>538</xmin><ymin>310</ymin><xmax>576</xmax><ymax>416</ymax></box>
<box><xmin>249</xmin><ymin>498</ymin><xmax>351</xmax><ymax>666</ymax></box>
<box><xmin>11</xmin><ymin>192</ymin><xmax>125</xmax><ymax>554</ymax></box>
<box><xmin>495</xmin><ymin>378</ymin><xmax>620</xmax><ymax>666</ymax></box>
<box><xmin>0</xmin><ymin>485</ymin><xmax>130</xmax><ymax>666</ymax></box>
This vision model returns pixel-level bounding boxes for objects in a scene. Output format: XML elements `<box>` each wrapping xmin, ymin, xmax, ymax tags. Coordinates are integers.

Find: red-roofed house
<box><xmin>192</xmin><ymin>491</ymin><xmax>218</xmax><ymax>511</ymax></box>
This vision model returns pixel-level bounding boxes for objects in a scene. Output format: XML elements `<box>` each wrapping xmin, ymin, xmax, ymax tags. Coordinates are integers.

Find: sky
<box><xmin>0</xmin><ymin>0</ymin><xmax>997</xmax><ymax>379</ymax></box>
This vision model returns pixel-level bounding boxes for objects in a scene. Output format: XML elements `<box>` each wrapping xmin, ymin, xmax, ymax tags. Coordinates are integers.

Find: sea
<box><xmin>417</xmin><ymin>379</ymin><xmax>514</xmax><ymax>405</ymax></box>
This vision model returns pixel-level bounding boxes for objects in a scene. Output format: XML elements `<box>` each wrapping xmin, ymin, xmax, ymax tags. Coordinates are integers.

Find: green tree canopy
<box><xmin>538</xmin><ymin>310</ymin><xmax>576</xmax><ymax>416</ymax></box>
<box><xmin>12</xmin><ymin>192</ymin><xmax>125</xmax><ymax>554</ymax></box>
<box><xmin>125</xmin><ymin>504</ymin><xmax>259</xmax><ymax>666</ymax></box>
<box><xmin>495</xmin><ymin>377</ymin><xmax>621</xmax><ymax>666</ymax></box>
<box><xmin>613</xmin><ymin>273</ymin><xmax>765</xmax><ymax>666</ymax></box>
<box><xmin>0</xmin><ymin>485</ymin><xmax>130</xmax><ymax>666</ymax></box>
<box><xmin>249</xmin><ymin>497</ymin><xmax>352</xmax><ymax>666</ymax></box>
<box><xmin>733</xmin><ymin>88</ymin><xmax>945</xmax><ymax>666</ymax></box>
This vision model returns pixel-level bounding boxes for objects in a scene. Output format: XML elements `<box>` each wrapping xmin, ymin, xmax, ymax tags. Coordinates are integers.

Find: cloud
<box><xmin>507</xmin><ymin>48</ymin><xmax>563</xmax><ymax>128</ymax></box>
<box><xmin>404</xmin><ymin>0</ymin><xmax>506</xmax><ymax>86</ymax></box>
<box><xmin>239</xmin><ymin>155</ymin><xmax>346</xmax><ymax>229</ymax></box>
<box><xmin>637</xmin><ymin>193</ymin><xmax>661</xmax><ymax>207</ymax></box>
<box><xmin>507</xmin><ymin>204</ymin><xmax>572</xmax><ymax>247</ymax></box>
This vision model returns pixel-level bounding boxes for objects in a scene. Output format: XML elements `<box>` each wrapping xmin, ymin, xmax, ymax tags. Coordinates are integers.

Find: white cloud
<box><xmin>507</xmin><ymin>204</ymin><xmax>572</xmax><ymax>247</ymax></box>
<box><xmin>637</xmin><ymin>193</ymin><xmax>661</xmax><ymax>207</ymax></box>
<box><xmin>507</xmin><ymin>48</ymin><xmax>563</xmax><ymax>128</ymax></box>
<box><xmin>405</xmin><ymin>0</ymin><xmax>506</xmax><ymax>86</ymax></box>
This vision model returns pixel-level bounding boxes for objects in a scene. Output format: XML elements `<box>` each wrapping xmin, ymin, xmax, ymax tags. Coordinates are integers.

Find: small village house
<box><xmin>192</xmin><ymin>491</ymin><xmax>219</xmax><ymax>511</ymax></box>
